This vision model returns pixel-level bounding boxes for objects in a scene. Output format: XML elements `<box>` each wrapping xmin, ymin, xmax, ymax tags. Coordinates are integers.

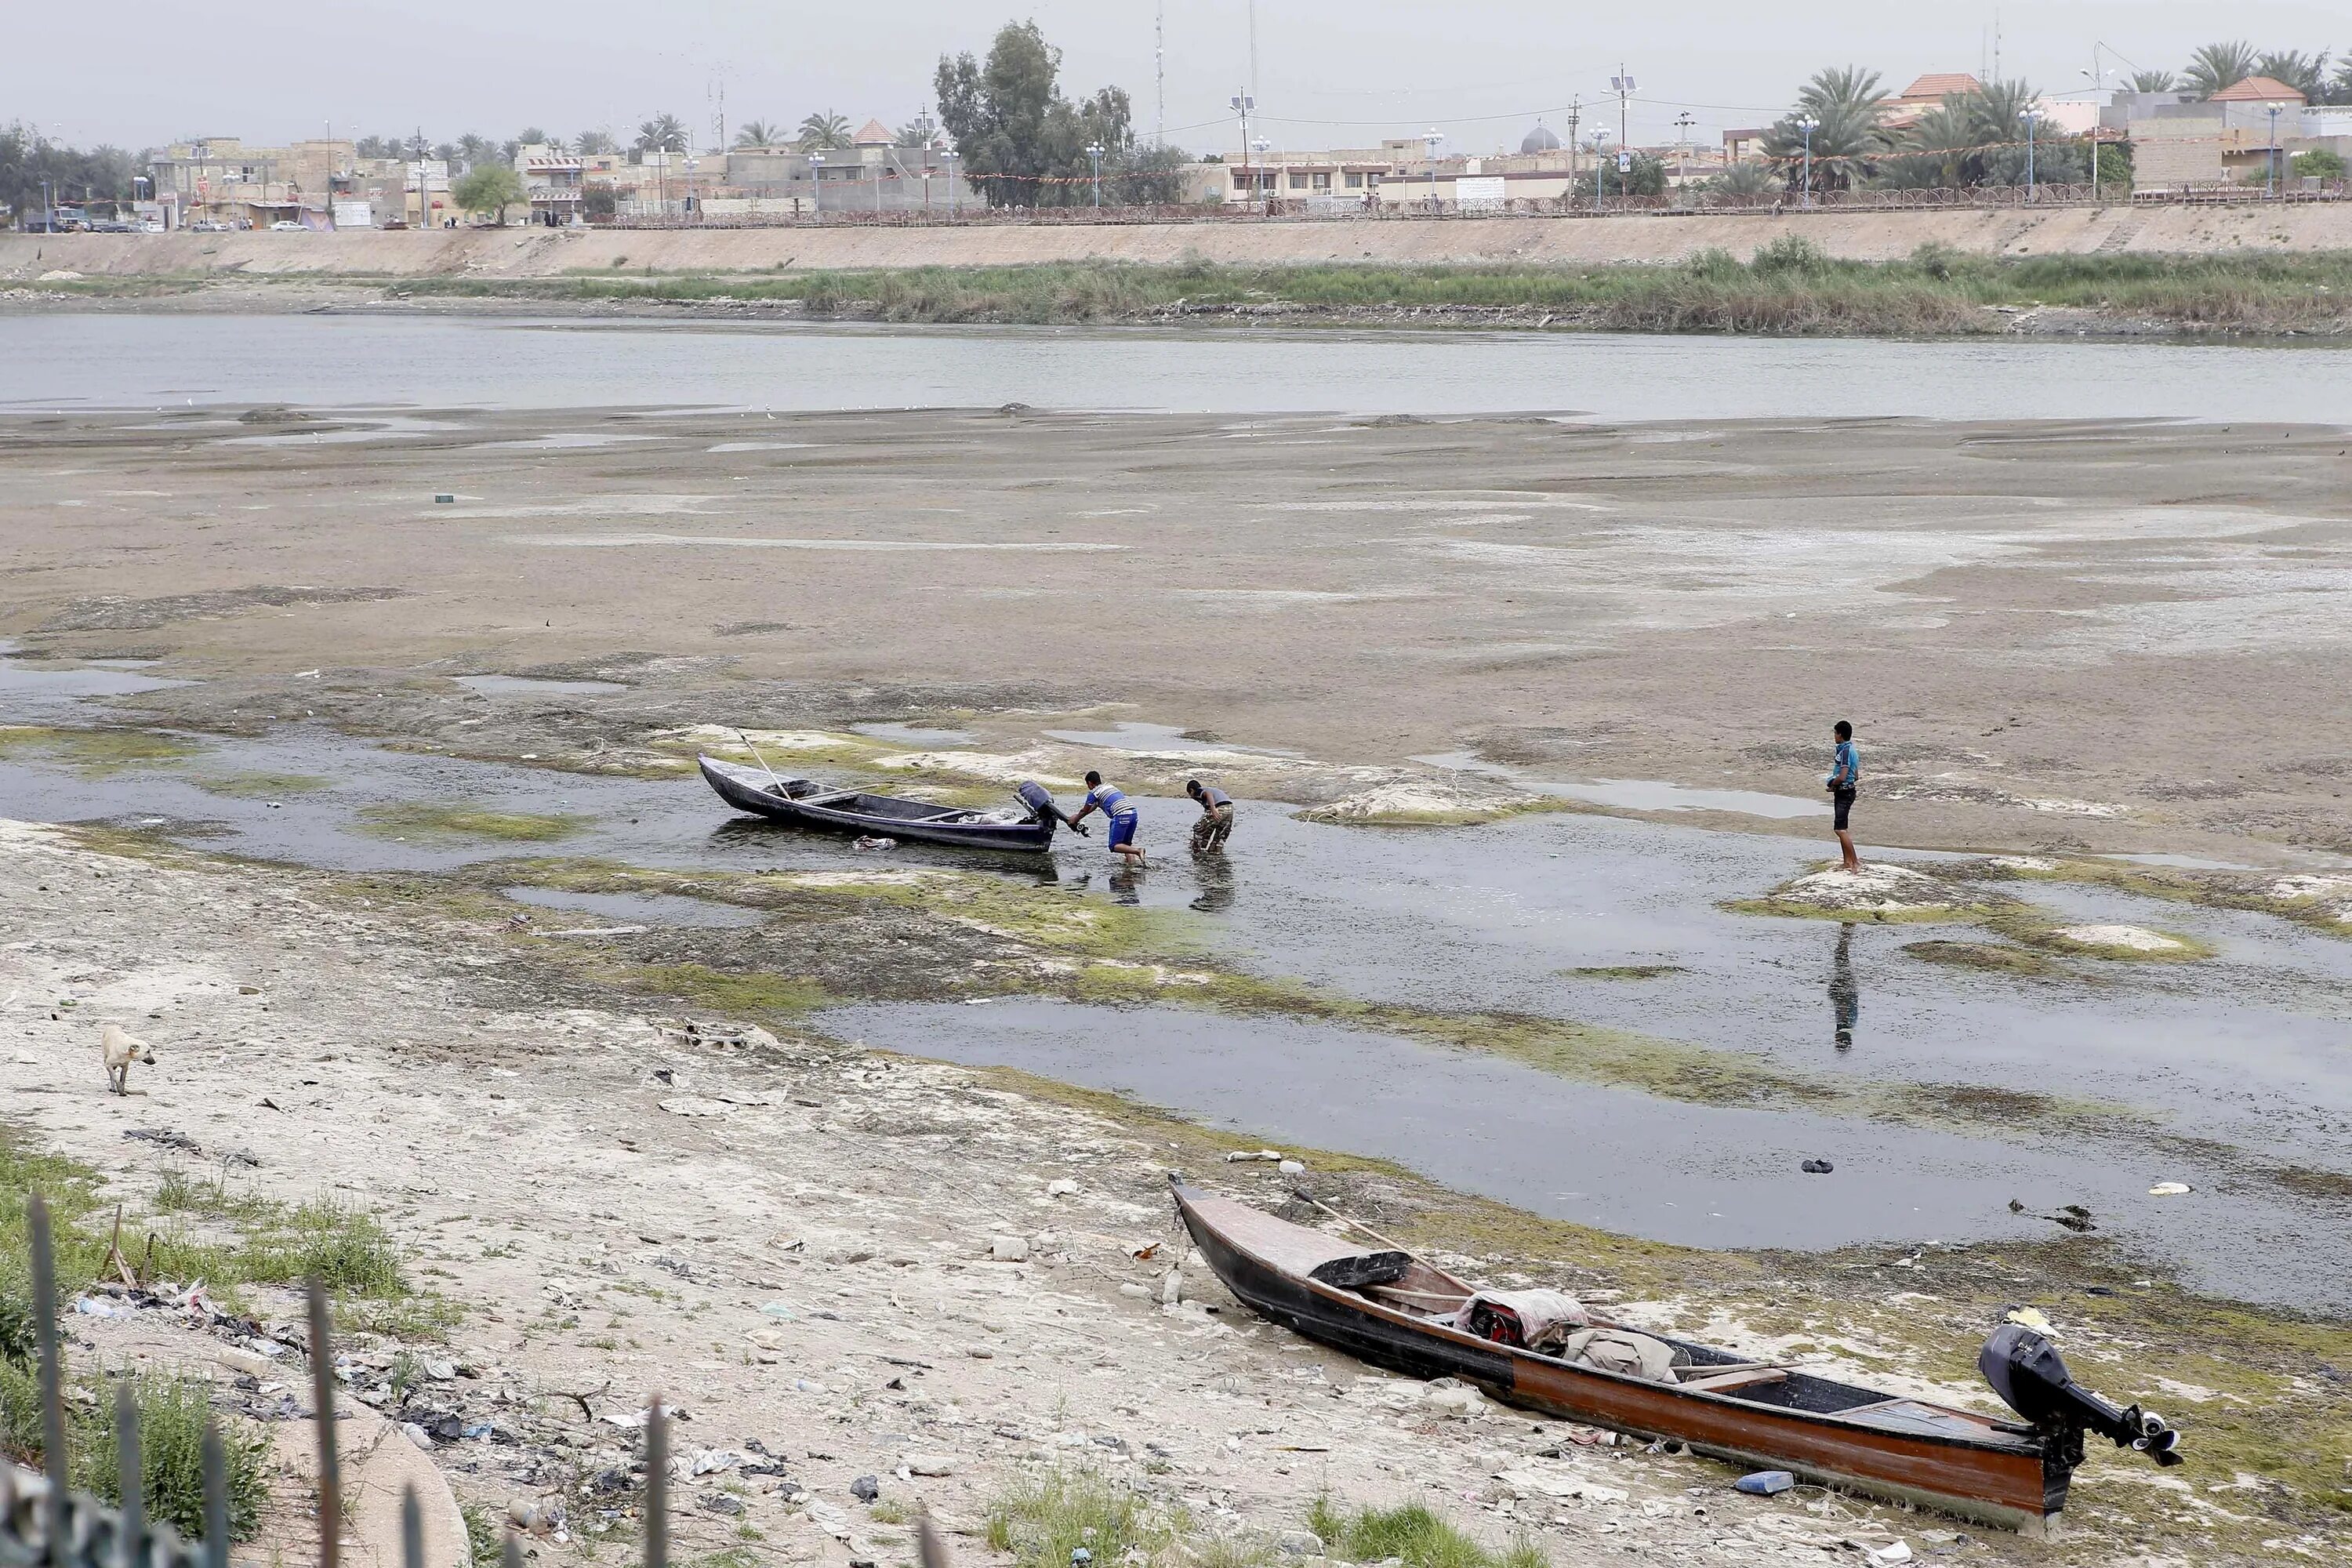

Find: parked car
<box><xmin>140</xmin><ymin>220</ymin><xmax>165</xmax><ymax>234</ymax></box>
<box><xmin>89</xmin><ymin>218</ymin><xmax>136</xmax><ymax>233</ymax></box>
<box><xmin>189</xmin><ymin>220</ymin><xmax>227</xmax><ymax>232</ymax></box>
<box><xmin>268</xmin><ymin>220</ymin><xmax>304</xmax><ymax>231</ymax></box>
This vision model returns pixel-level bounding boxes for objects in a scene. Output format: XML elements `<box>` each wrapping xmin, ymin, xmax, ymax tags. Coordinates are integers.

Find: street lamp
<box><xmin>2267</xmin><ymin>102</ymin><xmax>2285</xmax><ymax>198</ymax></box>
<box><xmin>1087</xmin><ymin>141</ymin><xmax>1105</xmax><ymax>209</ymax></box>
<box><xmin>1423</xmin><ymin>128</ymin><xmax>1441</xmax><ymax>210</ymax></box>
<box><xmin>2022</xmin><ymin>107</ymin><xmax>2039</xmax><ymax>199</ymax></box>
<box><xmin>1795</xmin><ymin>115</ymin><xmax>1818</xmax><ymax>209</ymax></box>
<box><xmin>1592</xmin><ymin>129</ymin><xmax>1611</xmax><ymax>205</ymax></box>
<box><xmin>1229</xmin><ymin>93</ymin><xmax>1255</xmax><ymax>212</ymax></box>
<box><xmin>685</xmin><ymin>156</ymin><xmax>698</xmax><ymax>223</ymax></box>
<box><xmin>1252</xmin><ymin>136</ymin><xmax>1270</xmax><ymax>213</ymax></box>
<box><xmin>942</xmin><ymin>147</ymin><xmax>958</xmax><ymax>218</ymax></box>
<box><xmin>808</xmin><ymin>151</ymin><xmax>823</xmax><ymax>219</ymax></box>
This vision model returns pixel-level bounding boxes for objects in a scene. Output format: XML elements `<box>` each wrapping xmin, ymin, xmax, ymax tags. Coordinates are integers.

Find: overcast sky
<box><xmin>14</xmin><ymin>1</ymin><xmax>2345</xmax><ymax>155</ymax></box>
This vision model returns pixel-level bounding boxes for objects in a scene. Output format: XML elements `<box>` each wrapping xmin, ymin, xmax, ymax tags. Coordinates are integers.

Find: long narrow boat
<box><xmin>699</xmin><ymin>754</ymin><xmax>1066</xmax><ymax>853</ymax></box>
<box><xmin>1172</xmin><ymin>1178</ymin><xmax>2180</xmax><ymax>1535</ymax></box>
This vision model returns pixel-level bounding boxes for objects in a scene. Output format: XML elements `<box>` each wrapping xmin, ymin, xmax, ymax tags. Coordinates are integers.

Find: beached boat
<box><xmin>1171</xmin><ymin>1178</ymin><xmax>2180</xmax><ymax>1534</ymax></box>
<box><xmin>698</xmin><ymin>754</ymin><xmax>1070</xmax><ymax>853</ymax></box>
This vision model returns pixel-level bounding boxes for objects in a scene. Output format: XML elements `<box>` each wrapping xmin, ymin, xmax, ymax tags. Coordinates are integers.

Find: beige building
<box><xmin>149</xmin><ymin>137</ymin><xmax>358</xmax><ymax>227</ymax></box>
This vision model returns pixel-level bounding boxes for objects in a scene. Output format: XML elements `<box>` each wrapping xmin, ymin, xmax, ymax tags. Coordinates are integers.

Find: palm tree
<box><xmin>1701</xmin><ymin>161</ymin><xmax>1780</xmax><ymax>198</ymax></box>
<box><xmin>455</xmin><ymin>132</ymin><xmax>494</xmax><ymax>171</ymax></box>
<box><xmin>2129</xmin><ymin>69</ymin><xmax>2179</xmax><ymax>93</ymax></box>
<box><xmin>636</xmin><ymin>114</ymin><xmax>688</xmax><ymax>155</ymax></box>
<box><xmin>1881</xmin><ymin>100</ymin><xmax>1977</xmax><ymax>190</ymax></box>
<box><xmin>734</xmin><ymin>121</ymin><xmax>781</xmax><ymax>149</ymax></box>
<box><xmin>1760</xmin><ymin>66</ymin><xmax>1889</xmax><ymax>192</ymax></box>
<box><xmin>797</xmin><ymin>111</ymin><xmax>851</xmax><ymax>151</ymax></box>
<box><xmin>516</xmin><ymin>126</ymin><xmax>552</xmax><ymax>148</ymax></box>
<box><xmin>2331</xmin><ymin>56</ymin><xmax>2352</xmax><ymax>106</ymax></box>
<box><xmin>573</xmin><ymin>130</ymin><xmax>618</xmax><ymax>156</ymax></box>
<box><xmin>2255</xmin><ymin>50</ymin><xmax>2330</xmax><ymax>100</ymax></box>
<box><xmin>2183</xmin><ymin>41</ymin><xmax>2258</xmax><ymax>97</ymax></box>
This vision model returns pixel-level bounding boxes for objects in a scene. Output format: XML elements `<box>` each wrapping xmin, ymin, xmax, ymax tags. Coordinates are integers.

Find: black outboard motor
<box><xmin>1980</xmin><ymin>1323</ymin><xmax>2183</xmax><ymax>1468</ymax></box>
<box><xmin>1016</xmin><ymin>780</ymin><xmax>1083</xmax><ymax>833</ymax></box>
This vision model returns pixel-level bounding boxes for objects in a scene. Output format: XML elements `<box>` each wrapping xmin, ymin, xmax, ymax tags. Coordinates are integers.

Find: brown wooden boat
<box><xmin>1172</xmin><ymin>1178</ymin><xmax>2182</xmax><ymax>1535</ymax></box>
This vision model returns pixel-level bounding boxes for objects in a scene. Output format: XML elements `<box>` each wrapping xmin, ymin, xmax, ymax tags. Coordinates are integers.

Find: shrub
<box><xmin>1748</xmin><ymin>234</ymin><xmax>1832</xmax><ymax>278</ymax></box>
<box><xmin>81</xmin><ymin>1369</ymin><xmax>272</xmax><ymax>1541</ymax></box>
<box><xmin>1305</xmin><ymin>1496</ymin><xmax>1545</xmax><ymax>1568</ymax></box>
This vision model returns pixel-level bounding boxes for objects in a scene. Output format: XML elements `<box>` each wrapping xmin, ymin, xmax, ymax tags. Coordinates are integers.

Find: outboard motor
<box><xmin>1980</xmin><ymin>1323</ymin><xmax>2183</xmax><ymax>1468</ymax></box>
<box><xmin>1016</xmin><ymin>780</ymin><xmax>1075</xmax><ymax>829</ymax></box>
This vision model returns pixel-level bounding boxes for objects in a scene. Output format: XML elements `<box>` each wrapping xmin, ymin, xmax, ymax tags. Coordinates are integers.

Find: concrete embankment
<box><xmin>7</xmin><ymin>201</ymin><xmax>2351</xmax><ymax>280</ymax></box>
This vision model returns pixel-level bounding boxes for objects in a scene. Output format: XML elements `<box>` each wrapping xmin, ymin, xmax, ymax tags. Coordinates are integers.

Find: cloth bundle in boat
<box><xmin>1456</xmin><ymin>1289</ymin><xmax>1589</xmax><ymax>1350</ymax></box>
<box><xmin>1557</xmin><ymin>1326</ymin><xmax>1689</xmax><ymax>1383</ymax></box>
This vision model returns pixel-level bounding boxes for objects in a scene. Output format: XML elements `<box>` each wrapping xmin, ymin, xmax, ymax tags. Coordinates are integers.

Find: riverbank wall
<box><xmin>8</xmin><ymin>201</ymin><xmax>2352</xmax><ymax>281</ymax></box>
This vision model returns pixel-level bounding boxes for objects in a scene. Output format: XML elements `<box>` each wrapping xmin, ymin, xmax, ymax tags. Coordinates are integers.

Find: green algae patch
<box><xmin>1900</xmin><ymin>940</ymin><xmax>2060</xmax><ymax>976</ymax></box>
<box><xmin>608</xmin><ymin>962</ymin><xmax>829</xmax><ymax>1016</ymax></box>
<box><xmin>190</xmin><ymin>770</ymin><xmax>332</xmax><ymax>800</ymax></box>
<box><xmin>1561</xmin><ymin>964</ymin><xmax>1686</xmax><ymax>981</ymax></box>
<box><xmin>354</xmin><ymin>802</ymin><xmax>589</xmax><ymax>844</ymax></box>
<box><xmin>0</xmin><ymin>724</ymin><xmax>206</xmax><ymax>775</ymax></box>
<box><xmin>1985</xmin><ymin>909</ymin><xmax>2216</xmax><ymax>963</ymax></box>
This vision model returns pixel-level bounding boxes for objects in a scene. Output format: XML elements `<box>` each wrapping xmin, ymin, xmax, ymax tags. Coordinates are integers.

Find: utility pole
<box><xmin>1563</xmin><ymin>100</ymin><xmax>1581</xmax><ymax>203</ymax></box>
<box><xmin>1611</xmin><ymin>66</ymin><xmax>1635</xmax><ymax>154</ymax></box>
<box><xmin>1156</xmin><ymin>0</ymin><xmax>1165</xmax><ymax>147</ymax></box>
<box><xmin>1674</xmin><ymin>111</ymin><xmax>1693</xmax><ymax>195</ymax></box>
<box><xmin>1231</xmin><ymin>93</ymin><xmax>1255</xmax><ymax>212</ymax></box>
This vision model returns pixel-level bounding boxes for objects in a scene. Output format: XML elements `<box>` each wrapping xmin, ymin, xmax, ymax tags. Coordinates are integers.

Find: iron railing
<box><xmin>2</xmin><ymin>1195</ymin><xmax>813</xmax><ymax>1568</ymax></box>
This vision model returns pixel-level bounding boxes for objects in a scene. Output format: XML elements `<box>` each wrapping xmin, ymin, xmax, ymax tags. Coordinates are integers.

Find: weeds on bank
<box><xmin>985</xmin><ymin>1471</ymin><xmax>1200</xmax><ymax>1568</ymax></box>
<box><xmin>0</xmin><ymin>1359</ymin><xmax>272</xmax><ymax>1541</ymax></box>
<box><xmin>355</xmin><ymin>801</ymin><xmax>589</xmax><ymax>844</ymax></box>
<box><xmin>385</xmin><ymin>246</ymin><xmax>2352</xmax><ymax>336</ymax></box>
<box><xmin>1306</xmin><ymin>1498</ymin><xmax>1545</xmax><ymax>1568</ymax></box>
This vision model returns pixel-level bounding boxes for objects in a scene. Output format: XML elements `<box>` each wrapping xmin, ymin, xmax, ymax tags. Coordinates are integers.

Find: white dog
<box><xmin>102</xmin><ymin>1024</ymin><xmax>156</xmax><ymax>1096</ymax></box>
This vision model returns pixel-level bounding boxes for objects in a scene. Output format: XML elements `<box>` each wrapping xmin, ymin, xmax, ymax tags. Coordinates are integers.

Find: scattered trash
<box><xmin>434</xmin><ymin>494</ymin><xmax>455</xmax><ymax>503</ymax></box>
<box><xmin>1800</xmin><ymin>1159</ymin><xmax>1835</xmax><ymax>1174</ymax></box>
<box><xmin>1865</xmin><ymin>1543</ymin><xmax>1913</xmax><ymax>1566</ymax></box>
<box><xmin>1733</xmin><ymin>1470</ymin><xmax>1795</xmax><ymax>1496</ymax></box>
<box><xmin>2148</xmin><ymin>1181</ymin><xmax>2191</xmax><ymax>1196</ymax></box>
<box><xmin>852</xmin><ymin>835</ymin><xmax>897</xmax><ymax>851</ymax></box>
<box><xmin>2003</xmin><ymin>1306</ymin><xmax>2054</xmax><ymax>1333</ymax></box>
<box><xmin>1045</xmin><ymin>1178</ymin><xmax>1079</xmax><ymax>1196</ymax></box>
<box><xmin>699</xmin><ymin>1494</ymin><xmax>746</xmax><ymax>1516</ymax></box>
<box><xmin>2044</xmin><ymin>1204</ymin><xmax>2096</xmax><ymax>1232</ymax></box>
<box><xmin>1277</xmin><ymin>1159</ymin><xmax>1305</xmax><ymax>1176</ymax></box>
<box><xmin>1224</xmin><ymin>1149</ymin><xmax>1285</xmax><ymax>1163</ymax></box>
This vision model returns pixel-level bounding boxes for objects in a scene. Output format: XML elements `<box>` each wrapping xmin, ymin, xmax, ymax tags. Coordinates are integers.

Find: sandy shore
<box><xmin>5</xmin><ymin>401</ymin><xmax>2350</xmax><ymax>864</ymax></box>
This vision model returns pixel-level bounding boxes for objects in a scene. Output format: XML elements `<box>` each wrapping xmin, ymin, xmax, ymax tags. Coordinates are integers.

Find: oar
<box><xmin>735</xmin><ymin>728</ymin><xmax>790</xmax><ymax>793</ymax></box>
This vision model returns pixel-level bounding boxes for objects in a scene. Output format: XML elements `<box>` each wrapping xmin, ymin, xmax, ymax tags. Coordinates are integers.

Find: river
<box><xmin>5</xmin><ymin>312</ymin><xmax>2350</xmax><ymax>422</ymax></box>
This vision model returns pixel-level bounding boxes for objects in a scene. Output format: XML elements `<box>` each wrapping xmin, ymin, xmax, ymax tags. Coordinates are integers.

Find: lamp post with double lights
<box><xmin>1796</xmin><ymin>115</ymin><xmax>1818</xmax><ymax>209</ymax></box>
<box><xmin>1087</xmin><ymin>142</ymin><xmax>1105</xmax><ymax>209</ymax></box>
<box><xmin>2267</xmin><ymin>103</ymin><xmax>2285</xmax><ymax>198</ymax></box>
<box><xmin>1592</xmin><ymin>129</ymin><xmax>1611</xmax><ymax>205</ymax></box>
<box><xmin>808</xmin><ymin>151</ymin><xmax>823</xmax><ymax>218</ymax></box>
<box><xmin>1423</xmin><ymin>128</ymin><xmax>1441</xmax><ymax>210</ymax></box>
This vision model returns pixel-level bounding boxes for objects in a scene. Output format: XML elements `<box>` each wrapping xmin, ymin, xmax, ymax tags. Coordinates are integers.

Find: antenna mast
<box><xmin>1156</xmin><ymin>0</ymin><xmax>1165</xmax><ymax>145</ymax></box>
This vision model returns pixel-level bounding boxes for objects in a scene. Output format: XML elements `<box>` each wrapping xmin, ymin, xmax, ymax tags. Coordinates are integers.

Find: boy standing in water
<box><xmin>1186</xmin><ymin>778</ymin><xmax>1235</xmax><ymax>854</ymax></box>
<box><xmin>1073</xmin><ymin>771</ymin><xmax>1145</xmax><ymax>866</ymax></box>
<box><xmin>1826</xmin><ymin>720</ymin><xmax>1860</xmax><ymax>872</ymax></box>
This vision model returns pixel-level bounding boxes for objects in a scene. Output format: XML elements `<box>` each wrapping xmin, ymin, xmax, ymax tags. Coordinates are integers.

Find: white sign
<box><xmin>1454</xmin><ymin>176</ymin><xmax>1506</xmax><ymax>205</ymax></box>
<box><xmin>331</xmin><ymin>200</ymin><xmax>374</xmax><ymax>229</ymax></box>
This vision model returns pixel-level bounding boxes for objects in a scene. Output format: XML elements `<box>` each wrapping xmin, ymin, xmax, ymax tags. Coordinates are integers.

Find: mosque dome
<box><xmin>1520</xmin><ymin>121</ymin><xmax>1562</xmax><ymax>153</ymax></box>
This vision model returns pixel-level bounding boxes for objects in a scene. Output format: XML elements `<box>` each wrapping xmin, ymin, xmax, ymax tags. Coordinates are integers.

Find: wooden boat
<box><xmin>698</xmin><ymin>754</ymin><xmax>1066</xmax><ymax>853</ymax></box>
<box><xmin>1172</xmin><ymin>1178</ymin><xmax>2181</xmax><ymax>1534</ymax></box>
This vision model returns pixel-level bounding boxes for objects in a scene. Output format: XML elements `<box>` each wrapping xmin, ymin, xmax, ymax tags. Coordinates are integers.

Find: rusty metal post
<box><xmin>643</xmin><ymin>1395</ymin><xmax>667</xmax><ymax>1568</ymax></box>
<box><xmin>307</xmin><ymin>1279</ymin><xmax>340</xmax><ymax>1568</ymax></box>
<box><xmin>28</xmin><ymin>1195</ymin><xmax>69</xmax><ymax>1565</ymax></box>
<box><xmin>200</xmin><ymin>1423</ymin><xmax>229</xmax><ymax>1568</ymax></box>
<box><xmin>398</xmin><ymin>1486</ymin><xmax>422</xmax><ymax>1568</ymax></box>
<box><xmin>114</xmin><ymin>1381</ymin><xmax>146</xmax><ymax>1568</ymax></box>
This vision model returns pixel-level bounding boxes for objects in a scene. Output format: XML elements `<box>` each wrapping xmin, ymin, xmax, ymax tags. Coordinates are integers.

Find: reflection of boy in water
<box><xmin>1830</xmin><ymin>924</ymin><xmax>1859</xmax><ymax>1050</ymax></box>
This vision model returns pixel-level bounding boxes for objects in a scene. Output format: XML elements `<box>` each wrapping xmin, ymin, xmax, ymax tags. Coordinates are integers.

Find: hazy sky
<box><xmin>15</xmin><ymin>1</ymin><xmax>2344</xmax><ymax>156</ymax></box>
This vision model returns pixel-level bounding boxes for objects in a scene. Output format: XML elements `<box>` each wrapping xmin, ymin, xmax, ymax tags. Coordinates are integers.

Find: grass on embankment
<box><xmin>376</xmin><ymin>241</ymin><xmax>2352</xmax><ymax>336</ymax></box>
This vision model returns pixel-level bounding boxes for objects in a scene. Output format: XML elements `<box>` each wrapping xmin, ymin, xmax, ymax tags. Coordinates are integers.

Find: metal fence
<box><xmin>0</xmin><ymin>1195</ymin><xmax>788</xmax><ymax>1568</ymax></box>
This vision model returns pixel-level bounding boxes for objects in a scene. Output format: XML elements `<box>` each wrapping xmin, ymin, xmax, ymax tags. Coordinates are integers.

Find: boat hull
<box><xmin>1174</xmin><ymin>1182</ymin><xmax>2060</xmax><ymax>1534</ymax></box>
<box><xmin>699</xmin><ymin>755</ymin><xmax>1056</xmax><ymax>853</ymax></box>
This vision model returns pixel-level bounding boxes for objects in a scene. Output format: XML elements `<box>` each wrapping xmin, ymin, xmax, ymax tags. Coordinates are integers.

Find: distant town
<box><xmin>6</xmin><ymin>31</ymin><xmax>2350</xmax><ymax>230</ymax></box>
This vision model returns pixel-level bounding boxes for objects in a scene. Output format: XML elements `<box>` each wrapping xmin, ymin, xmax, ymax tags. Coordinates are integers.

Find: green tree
<box><xmin>1599</xmin><ymin>151</ymin><xmax>1667</xmax><ymax>197</ymax></box>
<box><xmin>735</xmin><ymin>121</ymin><xmax>781</xmax><ymax>149</ymax></box>
<box><xmin>455</xmin><ymin>132</ymin><xmax>494</xmax><ymax>171</ymax></box>
<box><xmin>935</xmin><ymin>20</ymin><xmax>1142</xmax><ymax>206</ymax></box>
<box><xmin>2329</xmin><ymin>56</ymin><xmax>2352</xmax><ymax>105</ymax></box>
<box><xmin>2183</xmin><ymin>41</ymin><xmax>2257</xmax><ymax>97</ymax></box>
<box><xmin>580</xmin><ymin>182</ymin><xmax>617</xmax><ymax>220</ymax></box>
<box><xmin>452</xmin><ymin>162</ymin><xmax>524</xmax><ymax>223</ymax></box>
<box><xmin>1700</xmin><ymin>160</ymin><xmax>1780</xmax><ymax>198</ymax></box>
<box><xmin>2096</xmin><ymin>141</ymin><xmax>2134</xmax><ymax>191</ymax></box>
<box><xmin>2254</xmin><ymin>50</ymin><xmax>2329</xmax><ymax>100</ymax></box>
<box><xmin>635</xmin><ymin>114</ymin><xmax>687</xmax><ymax>156</ymax></box>
<box><xmin>574</xmin><ymin>129</ymin><xmax>619</xmax><ymax>155</ymax></box>
<box><xmin>797</xmin><ymin>111</ymin><xmax>851</xmax><ymax>151</ymax></box>
<box><xmin>515</xmin><ymin>125</ymin><xmax>551</xmax><ymax>148</ymax></box>
<box><xmin>1760</xmin><ymin>66</ymin><xmax>1889</xmax><ymax>193</ymax></box>
<box><xmin>2294</xmin><ymin>146</ymin><xmax>2347</xmax><ymax>178</ymax></box>
<box><xmin>0</xmin><ymin>122</ymin><xmax>141</xmax><ymax>220</ymax></box>
<box><xmin>2129</xmin><ymin>69</ymin><xmax>2179</xmax><ymax>93</ymax></box>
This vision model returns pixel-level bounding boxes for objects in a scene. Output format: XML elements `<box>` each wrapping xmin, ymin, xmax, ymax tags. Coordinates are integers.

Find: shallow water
<box><xmin>502</xmin><ymin>885</ymin><xmax>768</xmax><ymax>928</ymax></box>
<box><xmin>1044</xmin><ymin>721</ymin><xmax>1301</xmax><ymax>757</ymax></box>
<box><xmin>820</xmin><ymin>998</ymin><xmax>2279</xmax><ymax>1292</ymax></box>
<box><xmin>7</xmin><ymin>314</ymin><xmax>2352</xmax><ymax>423</ymax></box>
<box><xmin>1415</xmin><ymin>752</ymin><xmax>1829</xmax><ymax>819</ymax></box>
<box><xmin>2</xmin><ymin>691</ymin><xmax>2347</xmax><ymax>1305</ymax></box>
